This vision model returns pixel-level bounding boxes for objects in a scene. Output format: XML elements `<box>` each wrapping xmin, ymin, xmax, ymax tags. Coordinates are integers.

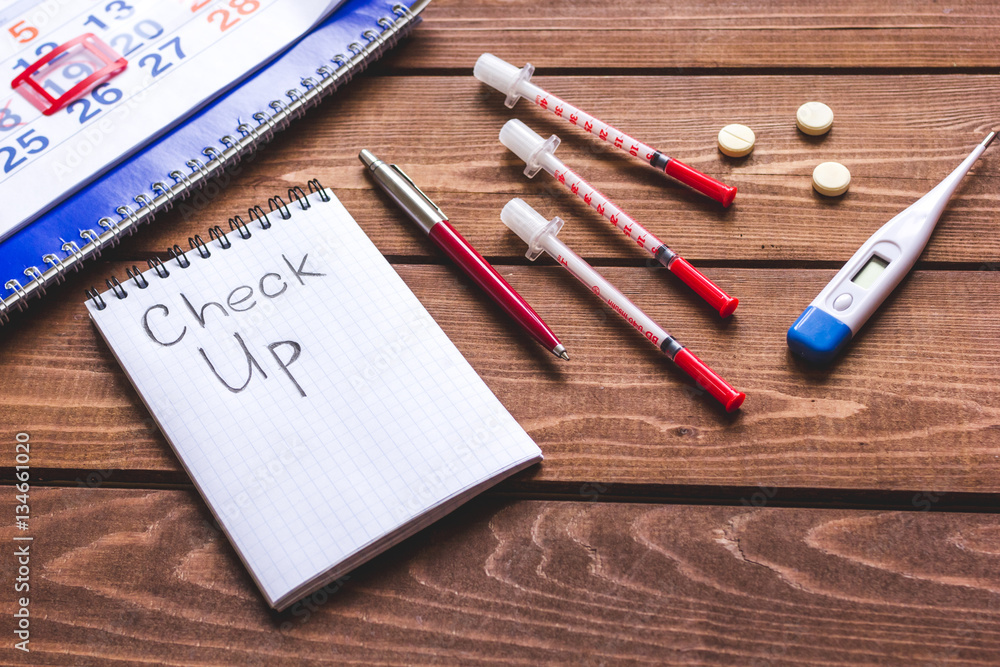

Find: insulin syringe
<box><xmin>500</xmin><ymin>119</ymin><xmax>738</xmax><ymax>317</ymax></box>
<box><xmin>501</xmin><ymin>198</ymin><xmax>745</xmax><ymax>411</ymax></box>
<box><xmin>476</xmin><ymin>53</ymin><xmax>738</xmax><ymax>207</ymax></box>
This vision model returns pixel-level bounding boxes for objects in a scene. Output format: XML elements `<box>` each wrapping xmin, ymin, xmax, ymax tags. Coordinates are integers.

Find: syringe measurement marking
<box><xmin>554</xmin><ymin>247</ymin><xmax>668</xmax><ymax>346</ymax></box>
<box><xmin>553</xmin><ymin>165</ymin><xmax>665</xmax><ymax>255</ymax></box>
<box><xmin>534</xmin><ymin>91</ymin><xmax>660</xmax><ymax>163</ymax></box>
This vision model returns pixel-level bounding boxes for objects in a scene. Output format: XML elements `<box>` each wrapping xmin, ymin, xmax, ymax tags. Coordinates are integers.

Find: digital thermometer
<box><xmin>788</xmin><ymin>131</ymin><xmax>996</xmax><ymax>364</ymax></box>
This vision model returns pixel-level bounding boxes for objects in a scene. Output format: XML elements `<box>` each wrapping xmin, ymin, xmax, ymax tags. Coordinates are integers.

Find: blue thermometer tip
<box><xmin>787</xmin><ymin>306</ymin><xmax>853</xmax><ymax>365</ymax></box>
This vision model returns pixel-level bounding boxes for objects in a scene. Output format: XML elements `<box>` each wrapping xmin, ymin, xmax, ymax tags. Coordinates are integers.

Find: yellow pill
<box><xmin>812</xmin><ymin>161</ymin><xmax>851</xmax><ymax>196</ymax></box>
<box><xmin>796</xmin><ymin>102</ymin><xmax>834</xmax><ymax>136</ymax></box>
<box><xmin>717</xmin><ymin>124</ymin><xmax>755</xmax><ymax>157</ymax></box>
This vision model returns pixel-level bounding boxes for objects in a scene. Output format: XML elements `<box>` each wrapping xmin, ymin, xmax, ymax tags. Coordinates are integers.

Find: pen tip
<box><xmin>559</xmin><ymin>350</ymin><xmax>570</xmax><ymax>361</ymax></box>
<box><xmin>552</xmin><ymin>344</ymin><xmax>569</xmax><ymax>361</ymax></box>
<box><xmin>358</xmin><ymin>149</ymin><xmax>378</xmax><ymax>169</ymax></box>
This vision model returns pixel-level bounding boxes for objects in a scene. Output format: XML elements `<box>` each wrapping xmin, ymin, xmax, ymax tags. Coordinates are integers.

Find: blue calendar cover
<box><xmin>0</xmin><ymin>0</ymin><xmax>425</xmax><ymax>318</ymax></box>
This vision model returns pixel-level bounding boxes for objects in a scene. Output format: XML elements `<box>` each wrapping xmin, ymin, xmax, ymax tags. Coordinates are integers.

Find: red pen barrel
<box><xmin>669</xmin><ymin>257</ymin><xmax>738</xmax><ymax>317</ymax></box>
<box><xmin>672</xmin><ymin>348</ymin><xmax>745</xmax><ymax>412</ymax></box>
<box><xmin>663</xmin><ymin>158</ymin><xmax>737</xmax><ymax>207</ymax></box>
<box><xmin>428</xmin><ymin>220</ymin><xmax>563</xmax><ymax>354</ymax></box>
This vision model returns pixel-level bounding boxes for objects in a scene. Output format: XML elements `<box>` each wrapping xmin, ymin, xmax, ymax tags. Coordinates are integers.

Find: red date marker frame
<box><xmin>11</xmin><ymin>34</ymin><xmax>127</xmax><ymax>115</ymax></box>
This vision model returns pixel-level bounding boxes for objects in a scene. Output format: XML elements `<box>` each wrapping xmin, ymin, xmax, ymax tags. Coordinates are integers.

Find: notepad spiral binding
<box><xmin>85</xmin><ymin>180</ymin><xmax>330</xmax><ymax>310</ymax></box>
<box><xmin>1</xmin><ymin>2</ymin><xmax>424</xmax><ymax>325</ymax></box>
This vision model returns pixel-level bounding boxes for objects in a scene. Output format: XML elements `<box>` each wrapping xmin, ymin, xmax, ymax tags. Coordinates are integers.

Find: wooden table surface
<box><xmin>2</xmin><ymin>1</ymin><xmax>1000</xmax><ymax>664</ymax></box>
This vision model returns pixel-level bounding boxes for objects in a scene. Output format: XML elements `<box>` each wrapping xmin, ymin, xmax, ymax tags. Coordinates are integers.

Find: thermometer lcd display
<box><xmin>851</xmin><ymin>255</ymin><xmax>889</xmax><ymax>289</ymax></box>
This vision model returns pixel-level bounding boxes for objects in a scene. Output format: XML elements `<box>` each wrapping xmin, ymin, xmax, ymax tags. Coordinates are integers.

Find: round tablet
<box><xmin>812</xmin><ymin>162</ymin><xmax>851</xmax><ymax>196</ymax></box>
<box><xmin>796</xmin><ymin>102</ymin><xmax>834</xmax><ymax>136</ymax></box>
<box><xmin>717</xmin><ymin>124</ymin><xmax>755</xmax><ymax>157</ymax></box>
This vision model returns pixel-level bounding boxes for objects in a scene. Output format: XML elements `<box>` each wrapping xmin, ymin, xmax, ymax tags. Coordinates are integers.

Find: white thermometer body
<box><xmin>788</xmin><ymin>132</ymin><xmax>995</xmax><ymax>364</ymax></box>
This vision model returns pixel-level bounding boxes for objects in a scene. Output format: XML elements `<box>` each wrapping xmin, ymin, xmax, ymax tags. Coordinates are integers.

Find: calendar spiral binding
<box><xmin>85</xmin><ymin>179</ymin><xmax>330</xmax><ymax>310</ymax></box>
<box><xmin>1</xmin><ymin>1</ymin><xmax>426</xmax><ymax>325</ymax></box>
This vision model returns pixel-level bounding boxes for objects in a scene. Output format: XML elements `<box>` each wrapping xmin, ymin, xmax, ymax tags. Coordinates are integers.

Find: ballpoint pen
<box><xmin>359</xmin><ymin>148</ymin><xmax>569</xmax><ymax>361</ymax></box>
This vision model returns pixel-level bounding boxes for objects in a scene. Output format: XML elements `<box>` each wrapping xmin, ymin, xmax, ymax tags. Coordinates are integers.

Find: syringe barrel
<box><xmin>536</xmin><ymin>232</ymin><xmax>674</xmax><ymax>350</ymax></box>
<box><xmin>541</xmin><ymin>231</ymin><xmax>744</xmax><ymax>411</ymax></box>
<box><xmin>535</xmin><ymin>152</ymin><xmax>738</xmax><ymax>317</ymax></box>
<box><xmin>517</xmin><ymin>74</ymin><xmax>737</xmax><ymax>207</ymax></box>
<box><xmin>500</xmin><ymin>198</ymin><xmax>745</xmax><ymax>411</ymax></box>
<box><xmin>537</xmin><ymin>151</ymin><xmax>666</xmax><ymax>256</ymax></box>
<box><xmin>478</xmin><ymin>53</ymin><xmax>737</xmax><ymax>206</ymax></box>
<box><xmin>536</xmin><ymin>149</ymin><xmax>562</xmax><ymax>178</ymax></box>
<box><xmin>501</xmin><ymin>198</ymin><xmax>672</xmax><ymax>348</ymax></box>
<box><xmin>515</xmin><ymin>79</ymin><xmax>658</xmax><ymax>162</ymax></box>
<box><xmin>516</xmin><ymin>79</ymin><xmax>546</xmax><ymax>108</ymax></box>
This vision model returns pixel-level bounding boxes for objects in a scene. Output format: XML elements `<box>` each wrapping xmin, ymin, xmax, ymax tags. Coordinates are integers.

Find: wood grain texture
<box><xmin>2</xmin><ymin>3</ymin><xmax>1000</xmax><ymax>660</ymax></box>
<box><xmin>1</xmin><ymin>489</ymin><xmax>998</xmax><ymax>665</ymax></box>
<box><xmin>3</xmin><ymin>258</ymin><xmax>999</xmax><ymax>495</ymax></box>
<box><xmin>390</xmin><ymin>0</ymin><xmax>1000</xmax><ymax>70</ymax></box>
<box><xmin>66</xmin><ymin>75</ymin><xmax>1000</xmax><ymax>266</ymax></box>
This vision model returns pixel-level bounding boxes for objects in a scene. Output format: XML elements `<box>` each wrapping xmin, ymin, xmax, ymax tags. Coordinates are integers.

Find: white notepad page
<box><xmin>87</xmin><ymin>189</ymin><xmax>542</xmax><ymax>609</ymax></box>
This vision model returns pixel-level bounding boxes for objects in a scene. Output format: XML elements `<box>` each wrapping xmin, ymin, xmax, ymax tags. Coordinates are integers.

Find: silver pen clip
<box><xmin>389</xmin><ymin>164</ymin><xmax>445</xmax><ymax>218</ymax></box>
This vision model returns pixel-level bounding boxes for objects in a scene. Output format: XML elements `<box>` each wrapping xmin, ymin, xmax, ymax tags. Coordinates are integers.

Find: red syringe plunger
<box><xmin>669</xmin><ymin>258</ymin><xmax>738</xmax><ymax>317</ymax></box>
<box><xmin>672</xmin><ymin>348</ymin><xmax>745</xmax><ymax>412</ymax></box>
<box><xmin>475</xmin><ymin>54</ymin><xmax>739</xmax><ymax>207</ymax></box>
<box><xmin>661</xmin><ymin>158</ymin><xmax>738</xmax><ymax>208</ymax></box>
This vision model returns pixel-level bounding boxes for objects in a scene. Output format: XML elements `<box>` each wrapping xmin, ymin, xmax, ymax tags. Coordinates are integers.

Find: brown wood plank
<box><xmin>390</xmin><ymin>0</ymin><xmax>1000</xmax><ymax>70</ymax></box>
<box><xmin>3</xmin><ymin>259</ymin><xmax>999</xmax><ymax>495</ymax></box>
<box><xmin>66</xmin><ymin>75</ymin><xmax>1000</xmax><ymax>267</ymax></box>
<box><xmin>4</xmin><ymin>1</ymin><xmax>1000</xmax><ymax>660</ymax></box>
<box><xmin>1</xmin><ymin>489</ymin><xmax>998</xmax><ymax>664</ymax></box>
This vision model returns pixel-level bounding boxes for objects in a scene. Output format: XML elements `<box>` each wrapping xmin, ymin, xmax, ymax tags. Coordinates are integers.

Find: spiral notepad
<box><xmin>0</xmin><ymin>0</ymin><xmax>427</xmax><ymax>325</ymax></box>
<box><xmin>85</xmin><ymin>184</ymin><xmax>542</xmax><ymax>610</ymax></box>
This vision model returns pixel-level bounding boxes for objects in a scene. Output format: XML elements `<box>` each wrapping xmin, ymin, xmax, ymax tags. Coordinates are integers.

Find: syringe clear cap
<box><xmin>499</xmin><ymin>119</ymin><xmax>560</xmax><ymax>178</ymax></box>
<box><xmin>500</xmin><ymin>198</ymin><xmax>564</xmax><ymax>261</ymax></box>
<box><xmin>474</xmin><ymin>53</ymin><xmax>534</xmax><ymax>108</ymax></box>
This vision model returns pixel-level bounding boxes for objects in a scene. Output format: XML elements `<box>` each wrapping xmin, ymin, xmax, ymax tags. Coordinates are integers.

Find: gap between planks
<box><xmin>3</xmin><ymin>471</ymin><xmax>999</xmax><ymax>514</ymax></box>
<box><xmin>372</xmin><ymin>66</ymin><xmax>1000</xmax><ymax>77</ymax></box>
<box><xmin>78</xmin><ymin>252</ymin><xmax>1000</xmax><ymax>272</ymax></box>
